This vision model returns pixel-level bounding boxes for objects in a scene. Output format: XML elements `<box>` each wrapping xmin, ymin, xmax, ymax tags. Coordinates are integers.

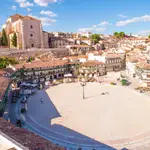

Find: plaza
<box><xmin>23</xmin><ymin>82</ymin><xmax>150</xmax><ymax>149</ymax></box>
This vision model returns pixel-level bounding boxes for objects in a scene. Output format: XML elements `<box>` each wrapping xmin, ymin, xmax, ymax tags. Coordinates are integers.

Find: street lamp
<box><xmin>80</xmin><ymin>78</ymin><xmax>86</xmax><ymax>99</ymax></box>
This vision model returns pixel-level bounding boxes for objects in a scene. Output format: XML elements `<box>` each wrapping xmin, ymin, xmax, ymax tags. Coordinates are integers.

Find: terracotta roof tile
<box><xmin>136</xmin><ymin>62</ymin><xmax>150</xmax><ymax>70</ymax></box>
<box><xmin>81</xmin><ymin>61</ymin><xmax>104</xmax><ymax>67</ymax></box>
<box><xmin>0</xmin><ymin>77</ymin><xmax>10</xmax><ymax>101</ymax></box>
<box><xmin>15</xmin><ymin>60</ymin><xmax>78</xmax><ymax>70</ymax></box>
<box><xmin>0</xmin><ymin>118</ymin><xmax>65</xmax><ymax>150</ymax></box>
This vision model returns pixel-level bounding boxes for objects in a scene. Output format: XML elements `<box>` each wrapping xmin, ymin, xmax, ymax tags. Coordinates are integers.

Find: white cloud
<box><xmin>29</xmin><ymin>13</ymin><xmax>56</xmax><ymax>26</ymax></box>
<box><xmin>98</xmin><ymin>21</ymin><xmax>109</xmax><ymax>26</ymax></box>
<box><xmin>92</xmin><ymin>25</ymin><xmax>97</xmax><ymax>28</ymax></box>
<box><xmin>27</xmin><ymin>8</ymin><xmax>31</xmax><ymax>12</ymax></box>
<box><xmin>15</xmin><ymin>0</ymin><xmax>33</xmax><ymax>8</ymax></box>
<box><xmin>78</xmin><ymin>27</ymin><xmax>106</xmax><ymax>33</ymax></box>
<box><xmin>92</xmin><ymin>21</ymin><xmax>110</xmax><ymax>28</ymax></box>
<box><xmin>116</xmin><ymin>15</ymin><xmax>150</xmax><ymax>26</ymax></box>
<box><xmin>78</xmin><ymin>28</ymin><xmax>94</xmax><ymax>33</ymax></box>
<box><xmin>40</xmin><ymin>17</ymin><xmax>56</xmax><ymax>25</ymax></box>
<box><xmin>20</xmin><ymin>1</ymin><xmax>34</xmax><ymax>7</ymax></box>
<box><xmin>138</xmin><ymin>30</ymin><xmax>150</xmax><ymax>35</ymax></box>
<box><xmin>95</xmin><ymin>28</ymin><xmax>106</xmax><ymax>32</ymax></box>
<box><xmin>15</xmin><ymin>0</ymin><xmax>26</xmax><ymax>3</ymax></box>
<box><xmin>12</xmin><ymin>5</ymin><xmax>17</xmax><ymax>10</ymax></box>
<box><xmin>78</xmin><ymin>21</ymin><xmax>109</xmax><ymax>33</ymax></box>
<box><xmin>40</xmin><ymin>10</ymin><xmax>57</xmax><ymax>17</ymax></box>
<box><xmin>118</xmin><ymin>14</ymin><xmax>128</xmax><ymax>18</ymax></box>
<box><xmin>34</xmin><ymin>0</ymin><xmax>57</xmax><ymax>7</ymax></box>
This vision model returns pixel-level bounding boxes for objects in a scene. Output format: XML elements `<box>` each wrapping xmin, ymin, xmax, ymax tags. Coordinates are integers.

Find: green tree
<box><xmin>0</xmin><ymin>56</ymin><xmax>18</xmax><ymax>69</ymax></box>
<box><xmin>90</xmin><ymin>34</ymin><xmax>101</xmax><ymax>44</ymax></box>
<box><xmin>119</xmin><ymin>32</ymin><xmax>125</xmax><ymax>38</ymax></box>
<box><xmin>113</xmin><ymin>32</ymin><xmax>119</xmax><ymax>38</ymax></box>
<box><xmin>11</xmin><ymin>33</ymin><xmax>17</xmax><ymax>47</ymax></box>
<box><xmin>148</xmin><ymin>34</ymin><xmax>150</xmax><ymax>39</ymax></box>
<box><xmin>82</xmin><ymin>36</ymin><xmax>87</xmax><ymax>38</ymax></box>
<box><xmin>114</xmin><ymin>32</ymin><xmax>125</xmax><ymax>39</ymax></box>
<box><xmin>1</xmin><ymin>29</ymin><xmax>8</xmax><ymax>46</ymax></box>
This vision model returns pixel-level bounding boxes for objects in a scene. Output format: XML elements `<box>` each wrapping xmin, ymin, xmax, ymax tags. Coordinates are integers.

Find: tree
<box><xmin>90</xmin><ymin>34</ymin><xmax>101</xmax><ymax>44</ymax></box>
<box><xmin>113</xmin><ymin>32</ymin><xmax>125</xmax><ymax>39</ymax></box>
<box><xmin>0</xmin><ymin>56</ymin><xmax>18</xmax><ymax>69</ymax></box>
<box><xmin>11</xmin><ymin>33</ymin><xmax>17</xmax><ymax>47</ymax></box>
<box><xmin>1</xmin><ymin>29</ymin><xmax>8</xmax><ymax>46</ymax></box>
<box><xmin>119</xmin><ymin>32</ymin><xmax>125</xmax><ymax>38</ymax></box>
<box><xmin>113</xmin><ymin>32</ymin><xmax>119</xmax><ymax>38</ymax></box>
<box><xmin>148</xmin><ymin>34</ymin><xmax>150</xmax><ymax>39</ymax></box>
<box><xmin>82</xmin><ymin>36</ymin><xmax>87</xmax><ymax>38</ymax></box>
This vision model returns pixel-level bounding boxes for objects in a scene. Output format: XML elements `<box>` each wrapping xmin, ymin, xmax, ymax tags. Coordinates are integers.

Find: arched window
<box><xmin>30</xmin><ymin>25</ymin><xmax>33</xmax><ymax>29</ymax></box>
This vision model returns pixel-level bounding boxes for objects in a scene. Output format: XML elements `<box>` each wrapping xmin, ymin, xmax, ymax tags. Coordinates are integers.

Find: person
<box><xmin>40</xmin><ymin>98</ymin><xmax>43</xmax><ymax>103</ymax></box>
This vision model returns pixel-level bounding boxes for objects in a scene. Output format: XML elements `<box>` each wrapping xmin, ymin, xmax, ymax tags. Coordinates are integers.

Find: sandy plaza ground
<box><xmin>26</xmin><ymin>82</ymin><xmax>150</xmax><ymax>146</ymax></box>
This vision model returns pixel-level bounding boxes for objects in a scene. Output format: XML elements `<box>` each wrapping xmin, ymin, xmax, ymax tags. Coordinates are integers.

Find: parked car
<box><xmin>12</xmin><ymin>91</ymin><xmax>17</xmax><ymax>103</ymax></box>
<box><xmin>20</xmin><ymin>103</ymin><xmax>27</xmax><ymax>113</ymax></box>
<box><xmin>12</xmin><ymin>91</ymin><xmax>17</xmax><ymax>97</ymax></box>
<box><xmin>12</xmin><ymin>97</ymin><xmax>17</xmax><ymax>103</ymax></box>
<box><xmin>21</xmin><ymin>96</ymin><xmax>27</xmax><ymax>103</ymax></box>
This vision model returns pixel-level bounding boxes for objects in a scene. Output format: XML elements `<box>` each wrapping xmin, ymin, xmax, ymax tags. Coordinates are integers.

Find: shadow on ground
<box><xmin>25</xmin><ymin>88</ymin><xmax>130</xmax><ymax>150</ymax></box>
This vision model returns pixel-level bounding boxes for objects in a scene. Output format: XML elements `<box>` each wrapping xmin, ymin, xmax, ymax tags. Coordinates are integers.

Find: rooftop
<box><xmin>0</xmin><ymin>118</ymin><xmax>65</xmax><ymax>150</ymax></box>
<box><xmin>9</xmin><ymin>14</ymin><xmax>40</xmax><ymax>22</ymax></box>
<box><xmin>0</xmin><ymin>77</ymin><xmax>10</xmax><ymax>101</ymax></box>
<box><xmin>81</xmin><ymin>60</ymin><xmax>104</xmax><ymax>67</ymax></box>
<box><xmin>105</xmin><ymin>54</ymin><xmax>121</xmax><ymax>59</ymax></box>
<box><xmin>136</xmin><ymin>62</ymin><xmax>150</xmax><ymax>70</ymax></box>
<box><xmin>14</xmin><ymin>60</ymin><xmax>76</xmax><ymax>70</ymax></box>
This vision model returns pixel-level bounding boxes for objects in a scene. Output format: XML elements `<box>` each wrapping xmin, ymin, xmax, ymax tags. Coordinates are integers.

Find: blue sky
<box><xmin>1</xmin><ymin>0</ymin><xmax>150</xmax><ymax>35</ymax></box>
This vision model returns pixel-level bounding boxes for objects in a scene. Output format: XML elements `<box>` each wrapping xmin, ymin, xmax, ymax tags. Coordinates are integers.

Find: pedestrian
<box><xmin>40</xmin><ymin>98</ymin><xmax>43</xmax><ymax>103</ymax></box>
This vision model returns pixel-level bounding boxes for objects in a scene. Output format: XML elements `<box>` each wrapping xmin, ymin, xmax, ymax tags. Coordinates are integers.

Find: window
<box><xmin>30</xmin><ymin>25</ymin><xmax>33</xmax><ymax>29</ymax></box>
<box><xmin>30</xmin><ymin>34</ymin><xmax>33</xmax><ymax>37</ymax></box>
<box><xmin>31</xmin><ymin>44</ymin><xmax>34</xmax><ymax>47</ymax></box>
<box><xmin>147</xmin><ymin>75</ymin><xmax>150</xmax><ymax>78</ymax></box>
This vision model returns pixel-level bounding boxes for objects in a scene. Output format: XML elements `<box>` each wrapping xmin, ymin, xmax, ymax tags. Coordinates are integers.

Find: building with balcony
<box><xmin>105</xmin><ymin>54</ymin><xmax>122</xmax><ymax>72</ymax></box>
<box><xmin>79</xmin><ymin>61</ymin><xmax>106</xmax><ymax>77</ymax></box>
<box><xmin>66</xmin><ymin>45</ymin><xmax>91</xmax><ymax>55</ymax></box>
<box><xmin>49</xmin><ymin>37</ymin><xmax>74</xmax><ymax>48</ymax></box>
<box><xmin>12</xmin><ymin>60</ymin><xmax>79</xmax><ymax>84</ymax></box>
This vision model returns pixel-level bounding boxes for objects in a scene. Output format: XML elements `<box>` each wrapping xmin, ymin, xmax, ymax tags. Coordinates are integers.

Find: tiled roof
<box><xmin>0</xmin><ymin>77</ymin><xmax>10</xmax><ymax>101</ymax></box>
<box><xmin>15</xmin><ymin>60</ymin><xmax>77</xmax><ymax>70</ymax></box>
<box><xmin>87</xmin><ymin>50</ymin><xmax>104</xmax><ymax>55</ymax></box>
<box><xmin>0</xmin><ymin>70</ymin><xmax>7</xmax><ymax>76</ymax></box>
<box><xmin>105</xmin><ymin>54</ymin><xmax>121</xmax><ymax>59</ymax></box>
<box><xmin>81</xmin><ymin>61</ymin><xmax>104</xmax><ymax>67</ymax></box>
<box><xmin>69</xmin><ymin>45</ymin><xmax>90</xmax><ymax>48</ymax></box>
<box><xmin>0</xmin><ymin>118</ymin><xmax>65</xmax><ymax>150</ymax></box>
<box><xmin>136</xmin><ymin>62</ymin><xmax>150</xmax><ymax>70</ymax></box>
<box><xmin>64</xmin><ymin>55</ymin><xmax>88</xmax><ymax>60</ymax></box>
<box><xmin>10</xmin><ymin>14</ymin><xmax>40</xmax><ymax>21</ymax></box>
<box><xmin>127</xmin><ymin>57</ymin><xmax>138</xmax><ymax>63</ymax></box>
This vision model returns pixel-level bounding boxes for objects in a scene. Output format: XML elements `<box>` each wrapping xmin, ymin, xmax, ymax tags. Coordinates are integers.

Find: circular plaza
<box><xmin>24</xmin><ymin>83</ymin><xmax>150</xmax><ymax>149</ymax></box>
